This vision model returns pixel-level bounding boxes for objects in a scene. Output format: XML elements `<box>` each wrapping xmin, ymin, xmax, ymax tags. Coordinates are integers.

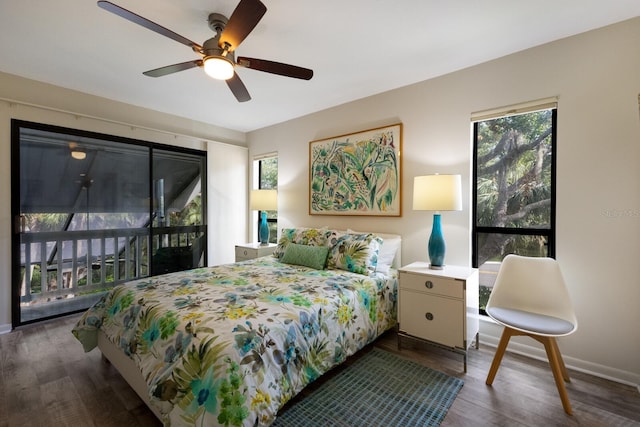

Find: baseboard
<box><xmin>479</xmin><ymin>319</ymin><xmax>640</xmax><ymax>391</ymax></box>
<box><xmin>0</xmin><ymin>323</ymin><xmax>11</xmax><ymax>335</ymax></box>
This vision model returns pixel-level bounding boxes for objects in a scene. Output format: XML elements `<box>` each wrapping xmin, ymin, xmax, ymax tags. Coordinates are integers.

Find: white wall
<box><xmin>247</xmin><ymin>18</ymin><xmax>640</xmax><ymax>386</ymax></box>
<box><xmin>207</xmin><ymin>141</ymin><xmax>249</xmax><ymax>265</ymax></box>
<box><xmin>0</xmin><ymin>72</ymin><xmax>247</xmax><ymax>330</ymax></box>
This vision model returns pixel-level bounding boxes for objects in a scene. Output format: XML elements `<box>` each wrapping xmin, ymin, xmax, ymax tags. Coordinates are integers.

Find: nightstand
<box><xmin>235</xmin><ymin>242</ymin><xmax>277</xmax><ymax>261</ymax></box>
<box><xmin>397</xmin><ymin>262</ymin><xmax>479</xmax><ymax>372</ymax></box>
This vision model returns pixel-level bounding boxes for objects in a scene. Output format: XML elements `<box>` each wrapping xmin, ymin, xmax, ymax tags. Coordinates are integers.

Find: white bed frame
<box><xmin>98</xmin><ymin>330</ymin><xmax>163</xmax><ymax>420</ymax></box>
<box><xmin>97</xmin><ymin>231</ymin><xmax>402</xmax><ymax>421</ymax></box>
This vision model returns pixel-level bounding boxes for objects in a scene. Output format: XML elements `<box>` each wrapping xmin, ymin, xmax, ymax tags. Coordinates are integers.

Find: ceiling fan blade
<box><xmin>97</xmin><ymin>1</ymin><xmax>203</xmax><ymax>52</ymax></box>
<box><xmin>143</xmin><ymin>60</ymin><xmax>203</xmax><ymax>77</ymax></box>
<box><xmin>236</xmin><ymin>57</ymin><xmax>313</xmax><ymax>80</ymax></box>
<box><xmin>226</xmin><ymin>72</ymin><xmax>251</xmax><ymax>102</ymax></box>
<box><xmin>219</xmin><ymin>0</ymin><xmax>267</xmax><ymax>52</ymax></box>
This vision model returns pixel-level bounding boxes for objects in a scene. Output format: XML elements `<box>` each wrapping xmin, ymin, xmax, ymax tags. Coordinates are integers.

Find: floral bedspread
<box><xmin>72</xmin><ymin>256</ymin><xmax>397</xmax><ymax>426</ymax></box>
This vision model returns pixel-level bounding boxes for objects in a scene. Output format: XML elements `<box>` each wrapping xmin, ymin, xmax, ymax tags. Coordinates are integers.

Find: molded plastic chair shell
<box><xmin>485</xmin><ymin>254</ymin><xmax>578</xmax><ymax>415</ymax></box>
<box><xmin>486</xmin><ymin>254</ymin><xmax>578</xmax><ymax>337</ymax></box>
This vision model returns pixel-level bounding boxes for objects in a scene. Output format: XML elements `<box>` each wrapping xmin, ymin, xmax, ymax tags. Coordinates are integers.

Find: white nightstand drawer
<box><xmin>399</xmin><ymin>291</ymin><xmax>464</xmax><ymax>348</ymax></box>
<box><xmin>235</xmin><ymin>246</ymin><xmax>255</xmax><ymax>260</ymax></box>
<box><xmin>399</xmin><ymin>271</ymin><xmax>463</xmax><ymax>299</ymax></box>
<box><xmin>235</xmin><ymin>243</ymin><xmax>276</xmax><ymax>261</ymax></box>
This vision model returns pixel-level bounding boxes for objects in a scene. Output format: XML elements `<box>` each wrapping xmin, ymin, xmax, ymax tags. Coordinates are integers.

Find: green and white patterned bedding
<box><xmin>72</xmin><ymin>256</ymin><xmax>398</xmax><ymax>426</ymax></box>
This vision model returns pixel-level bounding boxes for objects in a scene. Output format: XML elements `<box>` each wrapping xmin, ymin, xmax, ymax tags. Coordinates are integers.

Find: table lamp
<box><xmin>250</xmin><ymin>189</ymin><xmax>277</xmax><ymax>245</ymax></box>
<box><xmin>412</xmin><ymin>174</ymin><xmax>462</xmax><ymax>269</ymax></box>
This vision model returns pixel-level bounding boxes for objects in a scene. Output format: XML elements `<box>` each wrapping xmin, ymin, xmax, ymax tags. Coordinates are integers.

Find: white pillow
<box><xmin>376</xmin><ymin>236</ymin><xmax>401</xmax><ymax>275</ymax></box>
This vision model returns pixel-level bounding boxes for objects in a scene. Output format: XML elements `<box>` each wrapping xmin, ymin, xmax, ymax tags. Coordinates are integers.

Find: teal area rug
<box><xmin>273</xmin><ymin>348</ymin><xmax>464</xmax><ymax>426</ymax></box>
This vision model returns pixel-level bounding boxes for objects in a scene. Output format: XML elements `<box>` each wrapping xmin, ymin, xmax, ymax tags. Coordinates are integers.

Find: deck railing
<box><xmin>19</xmin><ymin>225</ymin><xmax>205</xmax><ymax>306</ymax></box>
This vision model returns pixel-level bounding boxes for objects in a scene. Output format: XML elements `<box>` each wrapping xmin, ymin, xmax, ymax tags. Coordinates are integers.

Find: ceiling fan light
<box><xmin>204</xmin><ymin>56</ymin><xmax>234</xmax><ymax>80</ymax></box>
<box><xmin>69</xmin><ymin>142</ymin><xmax>86</xmax><ymax>159</ymax></box>
<box><xmin>71</xmin><ymin>149</ymin><xmax>86</xmax><ymax>160</ymax></box>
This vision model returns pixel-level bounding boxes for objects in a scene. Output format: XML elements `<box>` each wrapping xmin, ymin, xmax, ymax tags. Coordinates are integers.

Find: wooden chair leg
<box><xmin>550</xmin><ymin>337</ymin><xmax>571</xmax><ymax>382</ymax></box>
<box><xmin>542</xmin><ymin>336</ymin><xmax>573</xmax><ymax>415</ymax></box>
<box><xmin>486</xmin><ymin>327</ymin><xmax>515</xmax><ymax>385</ymax></box>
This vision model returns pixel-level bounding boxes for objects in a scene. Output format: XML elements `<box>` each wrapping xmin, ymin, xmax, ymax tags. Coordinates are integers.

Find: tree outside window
<box><xmin>255</xmin><ymin>156</ymin><xmax>278</xmax><ymax>243</ymax></box>
<box><xmin>473</xmin><ymin>107</ymin><xmax>556</xmax><ymax>313</ymax></box>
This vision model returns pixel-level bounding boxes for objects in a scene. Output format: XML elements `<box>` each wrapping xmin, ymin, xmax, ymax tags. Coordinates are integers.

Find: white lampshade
<box><xmin>413</xmin><ymin>174</ymin><xmax>462</xmax><ymax>211</ymax></box>
<box><xmin>204</xmin><ymin>56</ymin><xmax>235</xmax><ymax>80</ymax></box>
<box><xmin>250</xmin><ymin>189</ymin><xmax>278</xmax><ymax>211</ymax></box>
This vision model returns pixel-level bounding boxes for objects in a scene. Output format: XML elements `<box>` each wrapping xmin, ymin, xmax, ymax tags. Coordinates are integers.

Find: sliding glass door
<box><xmin>151</xmin><ymin>148</ymin><xmax>206</xmax><ymax>275</ymax></box>
<box><xmin>11</xmin><ymin>120</ymin><xmax>206</xmax><ymax>326</ymax></box>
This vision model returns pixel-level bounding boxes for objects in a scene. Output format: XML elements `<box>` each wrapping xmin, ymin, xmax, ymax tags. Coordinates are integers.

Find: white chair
<box><xmin>485</xmin><ymin>254</ymin><xmax>578</xmax><ymax>415</ymax></box>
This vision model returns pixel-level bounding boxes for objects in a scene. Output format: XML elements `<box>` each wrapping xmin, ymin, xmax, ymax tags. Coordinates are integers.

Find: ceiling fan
<box><xmin>97</xmin><ymin>0</ymin><xmax>313</xmax><ymax>102</ymax></box>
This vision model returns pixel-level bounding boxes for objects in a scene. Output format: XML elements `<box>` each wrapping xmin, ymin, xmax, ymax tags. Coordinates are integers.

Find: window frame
<box><xmin>253</xmin><ymin>153</ymin><xmax>278</xmax><ymax>243</ymax></box>
<box><xmin>471</xmin><ymin>106</ymin><xmax>557</xmax><ymax>315</ymax></box>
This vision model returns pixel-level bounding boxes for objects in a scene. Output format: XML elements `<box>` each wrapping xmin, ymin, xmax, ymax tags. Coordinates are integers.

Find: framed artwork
<box><xmin>309</xmin><ymin>123</ymin><xmax>402</xmax><ymax>216</ymax></box>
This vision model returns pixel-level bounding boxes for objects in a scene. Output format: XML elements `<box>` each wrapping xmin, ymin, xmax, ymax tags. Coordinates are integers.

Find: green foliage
<box><xmin>259</xmin><ymin>157</ymin><xmax>278</xmax><ymax>190</ymax></box>
<box><xmin>479</xmin><ymin>285</ymin><xmax>491</xmax><ymax>311</ymax></box>
<box><xmin>29</xmin><ymin>266</ymin><xmax>42</xmax><ymax>293</ymax></box>
<box><xmin>170</xmin><ymin>195</ymin><xmax>202</xmax><ymax>226</ymax></box>
<box><xmin>476</xmin><ymin>109</ymin><xmax>554</xmax><ymax>264</ymax></box>
<box><xmin>23</xmin><ymin>213</ymin><xmax>68</xmax><ymax>232</ymax></box>
<box><xmin>258</xmin><ymin>156</ymin><xmax>278</xmax><ymax>242</ymax></box>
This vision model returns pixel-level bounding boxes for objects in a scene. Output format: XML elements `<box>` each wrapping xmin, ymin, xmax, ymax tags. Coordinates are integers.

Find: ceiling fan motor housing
<box><xmin>207</xmin><ymin>13</ymin><xmax>228</xmax><ymax>35</ymax></box>
<box><xmin>203</xmin><ymin>38</ymin><xmax>234</xmax><ymax>60</ymax></box>
<box><xmin>204</xmin><ymin>13</ymin><xmax>234</xmax><ymax>60</ymax></box>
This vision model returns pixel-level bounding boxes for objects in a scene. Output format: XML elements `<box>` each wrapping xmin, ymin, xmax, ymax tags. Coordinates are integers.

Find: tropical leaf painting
<box><xmin>309</xmin><ymin>124</ymin><xmax>402</xmax><ymax>216</ymax></box>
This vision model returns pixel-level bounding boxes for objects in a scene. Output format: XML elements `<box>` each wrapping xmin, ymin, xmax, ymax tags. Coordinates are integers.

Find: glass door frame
<box><xmin>11</xmin><ymin>119</ymin><xmax>207</xmax><ymax>327</ymax></box>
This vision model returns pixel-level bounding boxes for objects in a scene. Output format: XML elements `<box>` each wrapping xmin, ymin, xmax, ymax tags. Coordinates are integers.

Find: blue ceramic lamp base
<box><xmin>259</xmin><ymin>211</ymin><xmax>270</xmax><ymax>245</ymax></box>
<box><xmin>428</xmin><ymin>213</ymin><xmax>446</xmax><ymax>269</ymax></box>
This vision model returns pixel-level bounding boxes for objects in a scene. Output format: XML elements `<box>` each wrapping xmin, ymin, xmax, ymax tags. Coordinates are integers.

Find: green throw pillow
<box><xmin>281</xmin><ymin>243</ymin><xmax>329</xmax><ymax>270</ymax></box>
<box><xmin>273</xmin><ymin>227</ymin><xmax>328</xmax><ymax>259</ymax></box>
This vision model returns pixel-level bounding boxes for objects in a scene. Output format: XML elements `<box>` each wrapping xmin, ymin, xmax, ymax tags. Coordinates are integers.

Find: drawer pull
<box><xmin>243</xmin><ymin>250</ymin><xmax>248</xmax><ymax>255</ymax></box>
<box><xmin>425</xmin><ymin>312</ymin><xmax>434</xmax><ymax>321</ymax></box>
<box><xmin>425</xmin><ymin>280</ymin><xmax>434</xmax><ymax>289</ymax></box>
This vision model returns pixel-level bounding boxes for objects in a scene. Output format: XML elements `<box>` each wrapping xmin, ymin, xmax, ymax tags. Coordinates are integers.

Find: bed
<box><xmin>72</xmin><ymin>228</ymin><xmax>401</xmax><ymax>426</ymax></box>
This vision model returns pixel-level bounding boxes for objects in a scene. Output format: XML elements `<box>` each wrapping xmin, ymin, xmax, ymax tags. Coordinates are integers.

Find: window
<box><xmin>253</xmin><ymin>154</ymin><xmax>278</xmax><ymax>243</ymax></box>
<box><xmin>472</xmin><ymin>101</ymin><xmax>557</xmax><ymax>314</ymax></box>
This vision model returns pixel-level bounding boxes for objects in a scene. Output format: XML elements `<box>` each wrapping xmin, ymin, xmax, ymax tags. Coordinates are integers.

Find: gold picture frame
<box><xmin>309</xmin><ymin>123</ymin><xmax>402</xmax><ymax>216</ymax></box>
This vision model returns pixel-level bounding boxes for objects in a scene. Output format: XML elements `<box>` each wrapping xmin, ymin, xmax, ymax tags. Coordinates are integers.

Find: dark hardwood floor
<box><xmin>1</xmin><ymin>314</ymin><xmax>638</xmax><ymax>426</ymax></box>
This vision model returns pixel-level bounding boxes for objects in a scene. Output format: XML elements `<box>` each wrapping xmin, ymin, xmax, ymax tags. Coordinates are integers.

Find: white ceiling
<box><xmin>1</xmin><ymin>1</ymin><xmax>639</xmax><ymax>132</ymax></box>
